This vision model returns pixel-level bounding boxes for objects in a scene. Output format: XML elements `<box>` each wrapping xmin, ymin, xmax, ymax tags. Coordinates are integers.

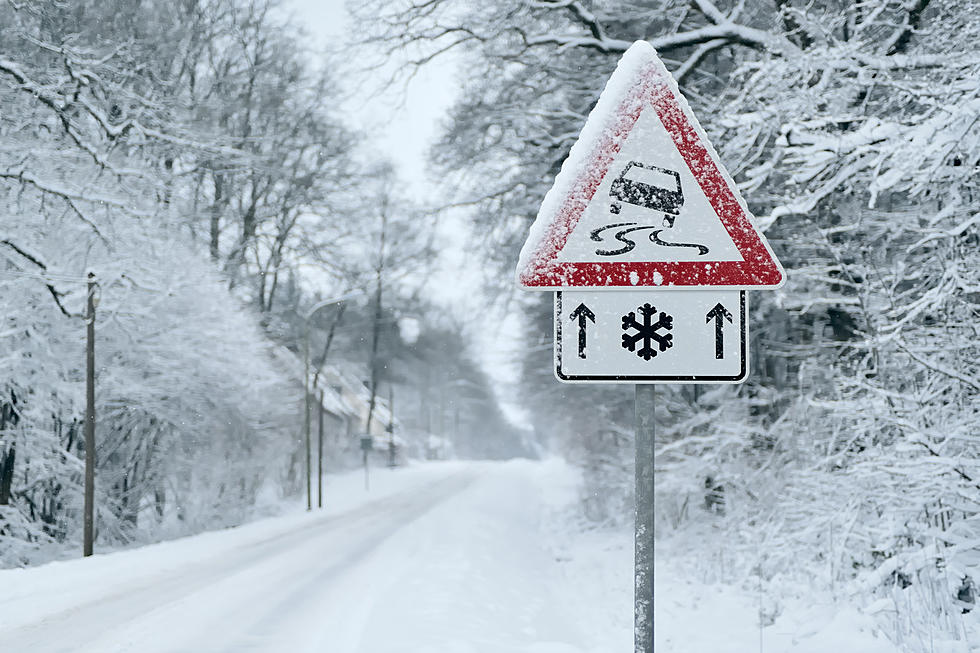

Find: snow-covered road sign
<box><xmin>555</xmin><ymin>290</ymin><xmax>746</xmax><ymax>383</ymax></box>
<box><xmin>516</xmin><ymin>41</ymin><xmax>783</xmax><ymax>290</ymax></box>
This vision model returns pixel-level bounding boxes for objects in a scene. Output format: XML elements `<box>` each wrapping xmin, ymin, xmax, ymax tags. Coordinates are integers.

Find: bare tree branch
<box><xmin>0</xmin><ymin>240</ymin><xmax>81</xmax><ymax>318</ymax></box>
<box><xmin>883</xmin><ymin>0</ymin><xmax>931</xmax><ymax>55</ymax></box>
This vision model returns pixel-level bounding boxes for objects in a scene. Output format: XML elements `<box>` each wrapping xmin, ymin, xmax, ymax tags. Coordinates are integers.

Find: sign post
<box><xmin>634</xmin><ymin>384</ymin><xmax>655</xmax><ymax>652</ymax></box>
<box><xmin>515</xmin><ymin>41</ymin><xmax>784</xmax><ymax>652</ymax></box>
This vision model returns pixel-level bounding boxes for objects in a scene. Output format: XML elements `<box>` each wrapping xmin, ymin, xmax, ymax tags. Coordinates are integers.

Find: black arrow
<box><xmin>569</xmin><ymin>303</ymin><xmax>596</xmax><ymax>359</ymax></box>
<box><xmin>705</xmin><ymin>303</ymin><xmax>733</xmax><ymax>359</ymax></box>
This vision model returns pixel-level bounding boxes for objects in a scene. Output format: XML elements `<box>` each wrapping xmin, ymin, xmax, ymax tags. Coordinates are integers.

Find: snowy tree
<box><xmin>0</xmin><ymin>0</ymin><xmax>353</xmax><ymax>564</ymax></box>
<box><xmin>167</xmin><ymin>0</ymin><xmax>360</xmax><ymax>312</ymax></box>
<box><xmin>356</xmin><ymin>0</ymin><xmax>980</xmax><ymax>646</ymax></box>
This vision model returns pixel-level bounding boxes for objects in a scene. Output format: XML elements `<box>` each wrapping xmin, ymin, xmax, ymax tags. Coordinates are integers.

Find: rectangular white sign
<box><xmin>555</xmin><ymin>290</ymin><xmax>747</xmax><ymax>383</ymax></box>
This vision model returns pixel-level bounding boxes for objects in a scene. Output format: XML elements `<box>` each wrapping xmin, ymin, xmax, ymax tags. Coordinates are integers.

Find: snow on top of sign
<box><xmin>515</xmin><ymin>41</ymin><xmax>655</xmax><ymax>282</ymax></box>
<box><xmin>515</xmin><ymin>40</ymin><xmax>784</xmax><ymax>289</ymax></box>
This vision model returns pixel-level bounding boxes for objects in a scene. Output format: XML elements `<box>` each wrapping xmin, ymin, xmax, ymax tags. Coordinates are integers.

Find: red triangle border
<box><xmin>518</xmin><ymin>56</ymin><xmax>783</xmax><ymax>289</ymax></box>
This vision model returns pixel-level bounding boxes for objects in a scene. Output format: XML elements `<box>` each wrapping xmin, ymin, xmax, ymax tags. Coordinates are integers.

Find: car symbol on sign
<box><xmin>609</xmin><ymin>161</ymin><xmax>684</xmax><ymax>227</ymax></box>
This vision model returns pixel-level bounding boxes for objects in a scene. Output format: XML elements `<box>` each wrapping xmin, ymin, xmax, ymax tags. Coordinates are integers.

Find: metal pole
<box><xmin>635</xmin><ymin>384</ymin><xmax>655</xmax><ymax>653</ymax></box>
<box><xmin>363</xmin><ymin>449</ymin><xmax>369</xmax><ymax>491</ymax></box>
<box><xmin>317</xmin><ymin>388</ymin><xmax>324</xmax><ymax>509</ymax></box>
<box><xmin>83</xmin><ymin>273</ymin><xmax>96</xmax><ymax>557</ymax></box>
<box><xmin>303</xmin><ymin>325</ymin><xmax>311</xmax><ymax>511</ymax></box>
<box><xmin>301</xmin><ymin>290</ymin><xmax>364</xmax><ymax>510</ymax></box>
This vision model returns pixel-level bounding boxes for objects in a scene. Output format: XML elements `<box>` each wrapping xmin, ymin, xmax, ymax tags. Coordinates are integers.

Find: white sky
<box><xmin>282</xmin><ymin>0</ymin><xmax>454</xmax><ymax>191</ymax></box>
<box><xmin>284</xmin><ymin>0</ymin><xmax>531</xmax><ymax>429</ymax></box>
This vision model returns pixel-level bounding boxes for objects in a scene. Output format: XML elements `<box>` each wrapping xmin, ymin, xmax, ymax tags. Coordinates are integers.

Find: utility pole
<box><xmin>302</xmin><ymin>290</ymin><xmax>363</xmax><ymax>511</ymax></box>
<box><xmin>303</xmin><ymin>330</ymin><xmax>311</xmax><ymax>511</ymax></box>
<box><xmin>83</xmin><ymin>273</ymin><xmax>97</xmax><ymax>557</ymax></box>
<box><xmin>317</xmin><ymin>388</ymin><xmax>324</xmax><ymax>509</ymax></box>
<box><xmin>387</xmin><ymin>386</ymin><xmax>396</xmax><ymax>468</ymax></box>
<box><xmin>635</xmin><ymin>385</ymin><xmax>655</xmax><ymax>652</ymax></box>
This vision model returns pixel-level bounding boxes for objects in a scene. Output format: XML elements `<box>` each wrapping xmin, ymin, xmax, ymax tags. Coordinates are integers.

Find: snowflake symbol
<box><xmin>622</xmin><ymin>303</ymin><xmax>673</xmax><ymax>360</ymax></box>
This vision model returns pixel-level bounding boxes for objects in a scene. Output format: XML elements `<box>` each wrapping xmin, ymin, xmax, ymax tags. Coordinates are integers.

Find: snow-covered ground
<box><xmin>1</xmin><ymin>459</ymin><xmax>904</xmax><ymax>652</ymax></box>
<box><xmin>540</xmin><ymin>462</ymin><xmax>902</xmax><ymax>653</ymax></box>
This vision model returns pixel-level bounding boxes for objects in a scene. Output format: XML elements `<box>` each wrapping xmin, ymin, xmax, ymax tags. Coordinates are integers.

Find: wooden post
<box><xmin>83</xmin><ymin>273</ymin><xmax>96</xmax><ymax>557</ymax></box>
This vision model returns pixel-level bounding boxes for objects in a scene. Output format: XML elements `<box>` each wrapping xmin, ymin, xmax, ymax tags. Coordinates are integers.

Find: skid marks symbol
<box><xmin>590</xmin><ymin>222</ymin><xmax>658</xmax><ymax>257</ymax></box>
<box><xmin>622</xmin><ymin>304</ymin><xmax>673</xmax><ymax>361</ymax></box>
<box><xmin>590</xmin><ymin>224</ymin><xmax>711</xmax><ymax>257</ymax></box>
<box><xmin>649</xmin><ymin>230</ymin><xmax>709</xmax><ymax>256</ymax></box>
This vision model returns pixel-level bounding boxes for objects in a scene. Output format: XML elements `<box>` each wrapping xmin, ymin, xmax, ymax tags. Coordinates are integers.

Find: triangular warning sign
<box><xmin>516</xmin><ymin>41</ymin><xmax>784</xmax><ymax>290</ymax></box>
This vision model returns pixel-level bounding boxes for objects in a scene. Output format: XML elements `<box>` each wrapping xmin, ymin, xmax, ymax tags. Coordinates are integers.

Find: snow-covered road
<box><xmin>1</xmin><ymin>459</ymin><xmax>905</xmax><ymax>652</ymax></box>
<box><xmin>0</xmin><ymin>461</ymin><xmax>587</xmax><ymax>653</ymax></box>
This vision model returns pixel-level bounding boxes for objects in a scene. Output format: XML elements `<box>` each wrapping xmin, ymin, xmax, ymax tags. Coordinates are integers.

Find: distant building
<box><xmin>268</xmin><ymin>347</ymin><xmax>398</xmax><ymax>459</ymax></box>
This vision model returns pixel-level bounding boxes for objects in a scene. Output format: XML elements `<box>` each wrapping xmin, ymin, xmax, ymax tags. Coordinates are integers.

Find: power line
<box><xmin>0</xmin><ymin>268</ymin><xmax>92</xmax><ymax>283</ymax></box>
